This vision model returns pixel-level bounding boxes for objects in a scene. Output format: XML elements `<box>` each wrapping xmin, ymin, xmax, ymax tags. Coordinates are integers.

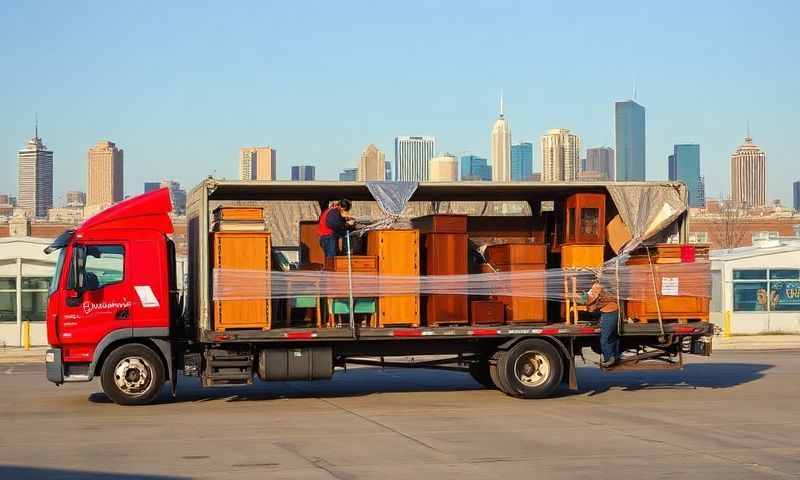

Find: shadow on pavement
<box><xmin>87</xmin><ymin>362</ymin><xmax>773</xmax><ymax>404</ymax></box>
<box><xmin>0</xmin><ymin>466</ymin><xmax>186</xmax><ymax>480</ymax></box>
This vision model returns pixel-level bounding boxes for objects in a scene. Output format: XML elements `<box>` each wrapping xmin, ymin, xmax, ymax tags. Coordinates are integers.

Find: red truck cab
<box><xmin>45</xmin><ymin>188</ymin><xmax>178</xmax><ymax>404</ymax></box>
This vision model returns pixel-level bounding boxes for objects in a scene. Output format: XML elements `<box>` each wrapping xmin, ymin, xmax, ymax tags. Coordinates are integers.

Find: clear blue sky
<box><xmin>2</xmin><ymin>0</ymin><xmax>798</xmax><ymax>205</ymax></box>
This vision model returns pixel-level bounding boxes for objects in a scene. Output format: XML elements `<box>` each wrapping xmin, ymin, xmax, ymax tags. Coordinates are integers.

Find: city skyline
<box><xmin>2</xmin><ymin>2</ymin><xmax>798</xmax><ymax>204</ymax></box>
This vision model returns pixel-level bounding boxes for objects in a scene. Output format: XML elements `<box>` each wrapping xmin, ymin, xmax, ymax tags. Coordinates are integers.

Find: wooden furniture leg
<box><xmin>571</xmin><ymin>276</ymin><xmax>579</xmax><ymax>324</ymax></box>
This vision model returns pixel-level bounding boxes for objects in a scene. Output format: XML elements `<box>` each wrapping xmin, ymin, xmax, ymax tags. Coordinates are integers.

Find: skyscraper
<box><xmin>144</xmin><ymin>182</ymin><xmax>161</xmax><ymax>193</ymax></box>
<box><xmin>65</xmin><ymin>191</ymin><xmax>86</xmax><ymax>207</ymax></box>
<box><xmin>730</xmin><ymin>134</ymin><xmax>766</xmax><ymax>208</ymax></box>
<box><xmin>17</xmin><ymin>125</ymin><xmax>53</xmax><ymax>218</ymax></box>
<box><xmin>585</xmin><ymin>147</ymin><xmax>615</xmax><ymax>180</ymax></box>
<box><xmin>540</xmin><ymin>128</ymin><xmax>581</xmax><ymax>182</ymax></box>
<box><xmin>385</xmin><ymin>161</ymin><xmax>392</xmax><ymax>181</ymax></box>
<box><xmin>394</xmin><ymin>136</ymin><xmax>435</xmax><ymax>181</ymax></box>
<box><xmin>615</xmin><ymin>100</ymin><xmax>646</xmax><ymax>181</ymax></box>
<box><xmin>668</xmin><ymin>144</ymin><xmax>703</xmax><ymax>207</ymax></box>
<box><xmin>87</xmin><ymin>140</ymin><xmax>124</xmax><ymax>209</ymax></box>
<box><xmin>510</xmin><ymin>142</ymin><xmax>533</xmax><ymax>181</ymax></box>
<box><xmin>358</xmin><ymin>144</ymin><xmax>386</xmax><ymax>181</ymax></box>
<box><xmin>697</xmin><ymin>176</ymin><xmax>706</xmax><ymax>208</ymax></box>
<box><xmin>490</xmin><ymin>94</ymin><xmax>511</xmax><ymax>182</ymax></box>
<box><xmin>794</xmin><ymin>181</ymin><xmax>800</xmax><ymax>211</ymax></box>
<box><xmin>339</xmin><ymin>168</ymin><xmax>358</xmax><ymax>181</ymax></box>
<box><xmin>239</xmin><ymin>147</ymin><xmax>277</xmax><ymax>181</ymax></box>
<box><xmin>291</xmin><ymin>165</ymin><xmax>315</xmax><ymax>181</ymax></box>
<box><xmin>460</xmin><ymin>155</ymin><xmax>491</xmax><ymax>181</ymax></box>
<box><xmin>429</xmin><ymin>154</ymin><xmax>459</xmax><ymax>182</ymax></box>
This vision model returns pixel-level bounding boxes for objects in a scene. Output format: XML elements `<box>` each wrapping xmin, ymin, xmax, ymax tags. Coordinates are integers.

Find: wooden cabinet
<box><xmin>423</xmin><ymin>233</ymin><xmax>469</xmax><ymax>325</ymax></box>
<box><xmin>492</xmin><ymin>263</ymin><xmax>547</xmax><ymax>323</ymax></box>
<box><xmin>213</xmin><ymin>207</ymin><xmax>264</xmax><ymax>222</ymax></box>
<box><xmin>299</xmin><ymin>221</ymin><xmax>324</xmax><ymax>267</ymax></box>
<box><xmin>412</xmin><ymin>214</ymin><xmax>467</xmax><ymax>234</ymax></box>
<box><xmin>366</xmin><ymin>230</ymin><xmax>420</xmax><ymax>326</ymax></box>
<box><xmin>561</xmin><ymin>244</ymin><xmax>605</xmax><ymax>268</ymax></box>
<box><xmin>485</xmin><ymin>243</ymin><xmax>547</xmax><ymax>265</ymax></box>
<box><xmin>213</xmin><ymin>232</ymin><xmax>271</xmax><ymax>331</ymax></box>
<box><xmin>564</xmin><ymin>193</ymin><xmax>606</xmax><ymax>245</ymax></box>
<box><xmin>471</xmin><ymin>300</ymin><xmax>504</xmax><ymax>325</ymax></box>
<box><xmin>324</xmin><ymin>255</ymin><xmax>378</xmax><ymax>272</ymax></box>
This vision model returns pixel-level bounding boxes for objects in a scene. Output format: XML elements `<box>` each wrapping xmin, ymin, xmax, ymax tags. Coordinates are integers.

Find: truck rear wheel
<box><xmin>497</xmin><ymin>339</ymin><xmax>563</xmax><ymax>399</ymax></box>
<box><xmin>100</xmin><ymin>344</ymin><xmax>165</xmax><ymax>405</ymax></box>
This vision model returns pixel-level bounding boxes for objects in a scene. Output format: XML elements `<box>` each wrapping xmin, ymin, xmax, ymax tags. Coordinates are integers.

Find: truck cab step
<box><xmin>202</xmin><ymin>348</ymin><xmax>253</xmax><ymax>386</ymax></box>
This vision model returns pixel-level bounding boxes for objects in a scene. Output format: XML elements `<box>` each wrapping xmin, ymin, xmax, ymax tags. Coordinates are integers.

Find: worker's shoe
<box><xmin>599</xmin><ymin>356</ymin><xmax>618</xmax><ymax>368</ymax></box>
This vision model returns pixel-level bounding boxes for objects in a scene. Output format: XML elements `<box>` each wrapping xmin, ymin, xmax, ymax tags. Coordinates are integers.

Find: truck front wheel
<box><xmin>497</xmin><ymin>339</ymin><xmax>563</xmax><ymax>399</ymax></box>
<box><xmin>100</xmin><ymin>344</ymin><xmax>165</xmax><ymax>405</ymax></box>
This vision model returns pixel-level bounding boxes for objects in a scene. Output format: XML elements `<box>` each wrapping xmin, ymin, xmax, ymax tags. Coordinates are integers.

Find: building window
<box><xmin>732</xmin><ymin>269</ymin><xmax>800</xmax><ymax>312</ymax></box>
<box><xmin>0</xmin><ymin>278</ymin><xmax>16</xmax><ymax>322</ymax></box>
<box><xmin>689</xmin><ymin>232</ymin><xmax>709</xmax><ymax>243</ymax></box>
<box><xmin>21</xmin><ymin>276</ymin><xmax>51</xmax><ymax>322</ymax></box>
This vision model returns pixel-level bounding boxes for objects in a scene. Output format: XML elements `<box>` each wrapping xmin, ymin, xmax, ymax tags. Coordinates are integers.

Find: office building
<box><xmin>65</xmin><ymin>191</ymin><xmax>86</xmax><ymax>208</ymax></box>
<box><xmin>541</xmin><ymin>128</ymin><xmax>581</xmax><ymax>182</ymax></box>
<box><xmin>731</xmin><ymin>134</ymin><xmax>767</xmax><ymax>208</ymax></box>
<box><xmin>239</xmin><ymin>147</ymin><xmax>277</xmax><ymax>181</ymax></box>
<box><xmin>668</xmin><ymin>144</ymin><xmax>703</xmax><ymax>207</ymax></box>
<box><xmin>144</xmin><ymin>182</ymin><xmax>161</xmax><ymax>193</ymax></box>
<box><xmin>615</xmin><ymin>100</ymin><xmax>646</xmax><ymax>181</ymax></box>
<box><xmin>339</xmin><ymin>168</ymin><xmax>358</xmax><ymax>181</ymax></box>
<box><xmin>385</xmin><ymin>161</ymin><xmax>392</xmax><ymax>181</ymax></box>
<box><xmin>429</xmin><ymin>154</ymin><xmax>459</xmax><ymax>182</ymax></box>
<box><xmin>585</xmin><ymin>147</ymin><xmax>615</xmax><ymax>180</ymax></box>
<box><xmin>358</xmin><ymin>144</ymin><xmax>386</xmax><ymax>181</ymax></box>
<box><xmin>698</xmin><ymin>176</ymin><xmax>706</xmax><ymax>208</ymax></box>
<box><xmin>794</xmin><ymin>181</ymin><xmax>800</xmax><ymax>211</ymax></box>
<box><xmin>490</xmin><ymin>95</ymin><xmax>511</xmax><ymax>181</ymax></box>
<box><xmin>291</xmin><ymin>165</ymin><xmax>316</xmax><ymax>181</ymax></box>
<box><xmin>394</xmin><ymin>136</ymin><xmax>435</xmax><ymax>181</ymax></box>
<box><xmin>86</xmin><ymin>140</ymin><xmax>124</xmax><ymax>209</ymax></box>
<box><xmin>460</xmin><ymin>155</ymin><xmax>492</xmax><ymax>181</ymax></box>
<box><xmin>511</xmin><ymin>142</ymin><xmax>533</xmax><ymax>181</ymax></box>
<box><xmin>17</xmin><ymin>126</ymin><xmax>53</xmax><ymax>218</ymax></box>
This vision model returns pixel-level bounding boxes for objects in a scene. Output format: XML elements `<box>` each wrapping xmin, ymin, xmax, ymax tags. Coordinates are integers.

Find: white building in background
<box><xmin>394</xmin><ymin>136</ymin><xmax>435</xmax><ymax>181</ymax></box>
<box><xmin>429</xmin><ymin>154</ymin><xmax>459</xmax><ymax>182</ymax></box>
<box><xmin>541</xmin><ymin>128</ymin><xmax>581</xmax><ymax>182</ymax></box>
<box><xmin>710</xmin><ymin>238</ymin><xmax>800</xmax><ymax>334</ymax></box>
<box><xmin>490</xmin><ymin>94</ymin><xmax>511</xmax><ymax>182</ymax></box>
<box><xmin>17</xmin><ymin>126</ymin><xmax>54</xmax><ymax>218</ymax></box>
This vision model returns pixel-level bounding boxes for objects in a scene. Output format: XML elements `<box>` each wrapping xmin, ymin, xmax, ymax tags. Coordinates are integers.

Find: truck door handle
<box><xmin>116</xmin><ymin>308</ymin><xmax>130</xmax><ymax>320</ymax></box>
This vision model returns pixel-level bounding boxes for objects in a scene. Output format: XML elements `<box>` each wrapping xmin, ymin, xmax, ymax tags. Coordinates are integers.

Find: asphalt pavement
<box><xmin>1</xmin><ymin>350</ymin><xmax>799</xmax><ymax>479</ymax></box>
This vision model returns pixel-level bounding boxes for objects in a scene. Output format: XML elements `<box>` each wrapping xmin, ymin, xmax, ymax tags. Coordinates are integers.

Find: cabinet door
<box><xmin>425</xmin><ymin>234</ymin><xmax>468</xmax><ymax>324</ymax></box>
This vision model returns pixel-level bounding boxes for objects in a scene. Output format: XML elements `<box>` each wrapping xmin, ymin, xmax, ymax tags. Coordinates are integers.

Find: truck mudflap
<box><xmin>45</xmin><ymin>348</ymin><xmax>64</xmax><ymax>385</ymax></box>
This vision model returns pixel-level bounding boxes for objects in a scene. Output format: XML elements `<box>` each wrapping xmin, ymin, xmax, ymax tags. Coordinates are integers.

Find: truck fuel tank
<box><xmin>257</xmin><ymin>347</ymin><xmax>333</xmax><ymax>381</ymax></box>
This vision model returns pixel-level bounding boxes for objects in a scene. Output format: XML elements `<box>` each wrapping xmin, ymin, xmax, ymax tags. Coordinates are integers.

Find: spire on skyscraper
<box><xmin>499</xmin><ymin>90</ymin><xmax>504</xmax><ymax>118</ymax></box>
<box><xmin>34</xmin><ymin>113</ymin><xmax>38</xmax><ymax>140</ymax></box>
<box><xmin>746</xmin><ymin>120</ymin><xmax>752</xmax><ymax>142</ymax></box>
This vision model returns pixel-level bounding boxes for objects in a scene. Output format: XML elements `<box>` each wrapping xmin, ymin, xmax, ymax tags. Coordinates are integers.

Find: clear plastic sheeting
<box><xmin>358</xmin><ymin>182</ymin><xmax>419</xmax><ymax>232</ymax></box>
<box><xmin>212</xmin><ymin>261</ymin><xmax>710</xmax><ymax>301</ymax></box>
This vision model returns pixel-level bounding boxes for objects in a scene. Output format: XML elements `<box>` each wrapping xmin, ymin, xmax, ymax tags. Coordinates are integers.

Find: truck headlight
<box><xmin>45</xmin><ymin>351</ymin><xmax>55</xmax><ymax>363</ymax></box>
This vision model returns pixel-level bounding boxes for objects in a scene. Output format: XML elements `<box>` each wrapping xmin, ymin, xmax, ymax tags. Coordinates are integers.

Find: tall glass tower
<box><xmin>615</xmin><ymin>100</ymin><xmax>646</xmax><ymax>181</ymax></box>
<box><xmin>668</xmin><ymin>144</ymin><xmax>702</xmax><ymax>207</ymax></box>
<box><xmin>510</xmin><ymin>142</ymin><xmax>533</xmax><ymax>181</ymax></box>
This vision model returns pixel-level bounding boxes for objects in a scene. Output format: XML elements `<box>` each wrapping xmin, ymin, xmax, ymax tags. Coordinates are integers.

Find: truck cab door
<box><xmin>59</xmin><ymin>243</ymin><xmax>132</xmax><ymax>363</ymax></box>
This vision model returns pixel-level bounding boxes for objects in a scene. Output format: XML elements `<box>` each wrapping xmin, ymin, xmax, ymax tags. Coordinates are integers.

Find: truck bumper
<box><xmin>45</xmin><ymin>348</ymin><xmax>64</xmax><ymax>385</ymax></box>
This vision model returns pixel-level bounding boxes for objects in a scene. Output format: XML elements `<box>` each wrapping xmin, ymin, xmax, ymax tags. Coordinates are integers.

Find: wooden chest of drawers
<box><xmin>213</xmin><ymin>207</ymin><xmax>264</xmax><ymax>222</ymax></box>
<box><xmin>367</xmin><ymin>230</ymin><xmax>420</xmax><ymax>326</ymax></box>
<box><xmin>561</xmin><ymin>244</ymin><xmax>605</xmax><ymax>268</ymax></box>
<box><xmin>492</xmin><ymin>263</ymin><xmax>547</xmax><ymax>323</ymax></box>
<box><xmin>213</xmin><ymin>232</ymin><xmax>271</xmax><ymax>331</ymax></box>
<box><xmin>324</xmin><ymin>255</ymin><xmax>378</xmax><ymax>273</ymax></box>
<box><xmin>423</xmin><ymin>233</ymin><xmax>469</xmax><ymax>325</ymax></box>
<box><xmin>471</xmin><ymin>300</ymin><xmax>505</xmax><ymax>325</ymax></box>
<box><xmin>412</xmin><ymin>214</ymin><xmax>468</xmax><ymax>234</ymax></box>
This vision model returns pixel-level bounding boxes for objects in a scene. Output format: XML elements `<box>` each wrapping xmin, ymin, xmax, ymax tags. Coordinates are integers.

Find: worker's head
<box><xmin>339</xmin><ymin>199</ymin><xmax>352</xmax><ymax>211</ymax></box>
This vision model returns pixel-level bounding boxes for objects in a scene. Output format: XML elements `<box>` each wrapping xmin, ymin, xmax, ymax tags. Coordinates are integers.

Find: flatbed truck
<box><xmin>44</xmin><ymin>180</ymin><xmax>714</xmax><ymax>405</ymax></box>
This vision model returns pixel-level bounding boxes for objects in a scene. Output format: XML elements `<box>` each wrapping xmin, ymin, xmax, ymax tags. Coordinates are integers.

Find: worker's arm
<box><xmin>326</xmin><ymin>209</ymin><xmax>354</xmax><ymax>235</ymax></box>
<box><xmin>585</xmin><ymin>282</ymin><xmax>603</xmax><ymax>306</ymax></box>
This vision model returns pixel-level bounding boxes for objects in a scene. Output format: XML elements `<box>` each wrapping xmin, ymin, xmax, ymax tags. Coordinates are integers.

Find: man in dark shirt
<box><xmin>318</xmin><ymin>199</ymin><xmax>355</xmax><ymax>257</ymax></box>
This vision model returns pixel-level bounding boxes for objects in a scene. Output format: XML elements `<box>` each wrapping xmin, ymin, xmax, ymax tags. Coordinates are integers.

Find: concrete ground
<box><xmin>0</xmin><ymin>350</ymin><xmax>799</xmax><ymax>479</ymax></box>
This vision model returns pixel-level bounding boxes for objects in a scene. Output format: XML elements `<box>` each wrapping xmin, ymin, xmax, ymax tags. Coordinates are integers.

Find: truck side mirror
<box><xmin>66</xmin><ymin>245</ymin><xmax>87</xmax><ymax>306</ymax></box>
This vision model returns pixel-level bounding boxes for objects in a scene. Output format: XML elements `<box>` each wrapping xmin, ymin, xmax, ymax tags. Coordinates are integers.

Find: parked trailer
<box><xmin>44</xmin><ymin>179</ymin><xmax>714</xmax><ymax>405</ymax></box>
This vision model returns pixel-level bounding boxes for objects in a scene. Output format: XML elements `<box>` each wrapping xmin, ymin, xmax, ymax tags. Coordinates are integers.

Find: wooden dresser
<box><xmin>366</xmin><ymin>229</ymin><xmax>420</xmax><ymax>327</ymax></box>
<box><xmin>485</xmin><ymin>243</ymin><xmax>547</xmax><ymax>323</ymax></box>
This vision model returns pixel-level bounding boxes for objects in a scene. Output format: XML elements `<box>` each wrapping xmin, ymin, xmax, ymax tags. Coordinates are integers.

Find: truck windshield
<box><xmin>45</xmin><ymin>230</ymin><xmax>74</xmax><ymax>296</ymax></box>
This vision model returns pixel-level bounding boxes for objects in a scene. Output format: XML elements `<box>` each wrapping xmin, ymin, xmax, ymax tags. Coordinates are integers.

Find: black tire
<box><xmin>100</xmin><ymin>344</ymin><xmax>165</xmax><ymax>405</ymax></box>
<box><xmin>497</xmin><ymin>339</ymin><xmax>564</xmax><ymax>399</ymax></box>
<box><xmin>468</xmin><ymin>357</ymin><xmax>496</xmax><ymax>389</ymax></box>
<box><xmin>489</xmin><ymin>351</ymin><xmax>512</xmax><ymax>393</ymax></box>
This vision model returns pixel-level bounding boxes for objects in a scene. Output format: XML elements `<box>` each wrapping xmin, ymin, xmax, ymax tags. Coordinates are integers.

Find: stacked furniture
<box><xmin>484</xmin><ymin>243</ymin><xmax>548</xmax><ymax>323</ymax></box>
<box><xmin>212</xmin><ymin>207</ymin><xmax>271</xmax><ymax>331</ymax></box>
<box><xmin>298</xmin><ymin>220</ymin><xmax>325</xmax><ymax>268</ymax></box>
<box><xmin>625</xmin><ymin>244</ymin><xmax>710</xmax><ymax>323</ymax></box>
<box><xmin>324</xmin><ymin>255</ymin><xmax>379</xmax><ymax>327</ymax></box>
<box><xmin>413</xmin><ymin>215</ymin><xmax>469</xmax><ymax>326</ymax></box>
<box><xmin>366</xmin><ymin>229</ymin><xmax>420</xmax><ymax>327</ymax></box>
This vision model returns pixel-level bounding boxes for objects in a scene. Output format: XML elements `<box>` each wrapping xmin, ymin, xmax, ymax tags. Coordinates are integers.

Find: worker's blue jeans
<box><xmin>320</xmin><ymin>236</ymin><xmax>338</xmax><ymax>258</ymax></box>
<box><xmin>600</xmin><ymin>311</ymin><xmax>621</xmax><ymax>360</ymax></box>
